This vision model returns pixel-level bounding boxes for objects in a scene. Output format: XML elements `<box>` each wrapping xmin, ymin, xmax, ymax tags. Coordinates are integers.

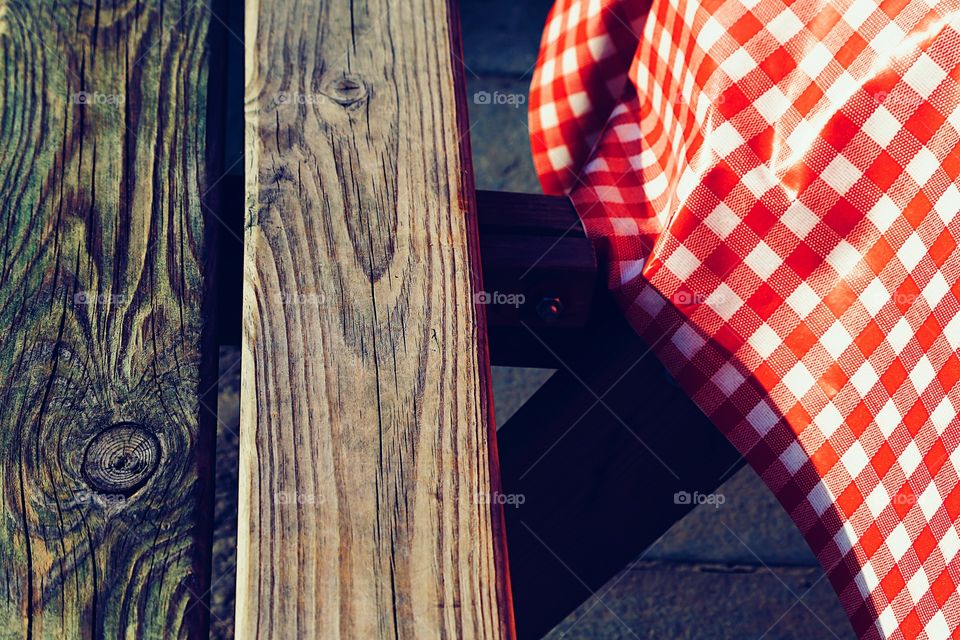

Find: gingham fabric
<box><xmin>529</xmin><ymin>0</ymin><xmax>960</xmax><ymax>638</ymax></box>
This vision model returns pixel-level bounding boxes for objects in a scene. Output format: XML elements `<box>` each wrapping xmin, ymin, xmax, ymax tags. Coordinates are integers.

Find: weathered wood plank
<box><xmin>0</xmin><ymin>0</ymin><xmax>222</xmax><ymax>637</ymax></box>
<box><xmin>238</xmin><ymin>0</ymin><xmax>514</xmax><ymax>638</ymax></box>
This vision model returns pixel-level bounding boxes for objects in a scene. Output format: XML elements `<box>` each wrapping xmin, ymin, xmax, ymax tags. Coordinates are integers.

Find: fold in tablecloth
<box><xmin>529</xmin><ymin>0</ymin><xmax>960</xmax><ymax>637</ymax></box>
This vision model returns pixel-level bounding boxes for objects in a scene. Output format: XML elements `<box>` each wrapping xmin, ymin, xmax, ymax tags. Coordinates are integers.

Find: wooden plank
<box><xmin>497</xmin><ymin>301</ymin><xmax>745</xmax><ymax>638</ymax></box>
<box><xmin>238</xmin><ymin>1</ymin><xmax>515</xmax><ymax>637</ymax></box>
<box><xmin>0</xmin><ymin>0</ymin><xmax>222</xmax><ymax>637</ymax></box>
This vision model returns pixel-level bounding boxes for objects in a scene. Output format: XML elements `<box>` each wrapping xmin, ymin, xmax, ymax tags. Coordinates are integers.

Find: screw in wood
<box><xmin>536</xmin><ymin>296</ymin><xmax>564</xmax><ymax>322</ymax></box>
<box><xmin>81</xmin><ymin>423</ymin><xmax>161</xmax><ymax>497</ymax></box>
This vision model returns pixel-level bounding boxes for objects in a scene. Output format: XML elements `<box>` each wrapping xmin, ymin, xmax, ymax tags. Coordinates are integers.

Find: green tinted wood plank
<box><xmin>0</xmin><ymin>0</ymin><xmax>220</xmax><ymax>636</ymax></box>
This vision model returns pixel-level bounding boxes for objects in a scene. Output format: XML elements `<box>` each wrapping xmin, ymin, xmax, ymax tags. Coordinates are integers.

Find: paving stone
<box><xmin>461</xmin><ymin>0</ymin><xmax>556</xmax><ymax>77</ymax></box>
<box><xmin>644</xmin><ymin>466</ymin><xmax>819</xmax><ymax>566</ymax></box>
<box><xmin>467</xmin><ymin>76</ymin><xmax>543</xmax><ymax>192</ymax></box>
<box><xmin>492</xmin><ymin>367</ymin><xmax>555</xmax><ymax>426</ymax></box>
<box><xmin>544</xmin><ymin>561</ymin><xmax>855</xmax><ymax>640</ymax></box>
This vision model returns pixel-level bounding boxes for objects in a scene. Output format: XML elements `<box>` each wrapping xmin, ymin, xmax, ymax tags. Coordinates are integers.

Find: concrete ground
<box><xmin>209</xmin><ymin>1</ymin><xmax>857</xmax><ymax>638</ymax></box>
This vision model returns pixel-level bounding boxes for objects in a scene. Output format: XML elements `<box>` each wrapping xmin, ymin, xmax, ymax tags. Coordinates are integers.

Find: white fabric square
<box><xmin>540</xmin><ymin>58</ymin><xmax>557</xmax><ymax>85</ymax></box>
<box><xmin>749</xmin><ymin>323</ymin><xmax>782</xmax><ymax>359</ymax></box>
<box><xmin>815</xmin><ymin>403</ymin><xmax>845</xmax><ymax>438</ymax></box>
<box><xmin>870</xmin><ymin>21</ymin><xmax>907</xmax><ymax>54</ymax></box>
<box><xmin>877</xmin><ymin>606</ymin><xmax>899</xmax><ymax>637</ymax></box>
<box><xmin>587</xmin><ymin>34</ymin><xmax>615</xmax><ymax>62</ymax></box>
<box><xmin>945</xmin><ymin>312</ymin><xmax>960</xmax><ymax>350</ymax></box>
<box><xmin>841</xmin><ymin>441</ymin><xmax>870</xmax><ymax>478</ymax></box>
<box><xmin>610</xmin><ymin>218</ymin><xmax>640</xmax><ymax>235</ymax></box>
<box><xmin>826</xmin><ymin>240</ymin><xmax>861</xmax><ymax>277</ymax></box>
<box><xmin>931</xmin><ymin>397</ymin><xmax>956</xmax><ymax>434</ymax></box>
<box><xmin>747</xmin><ymin>400</ymin><xmax>779</xmax><ymax>436</ymax></box>
<box><xmin>888</xmin><ymin>317</ymin><xmax>914</xmax><ymax>353</ymax></box>
<box><xmin>782</xmin><ymin>200</ymin><xmax>819</xmax><ymax>239</ymax></box>
<box><xmin>925</xmin><ymin>611</ymin><xmax>951</xmax><ymax>640</ymax></box>
<box><xmin>720</xmin><ymin>47</ymin><xmax>757</xmax><ymax>82</ymax></box>
<box><xmin>745</xmin><ymin>241</ymin><xmax>781</xmax><ymax>280</ymax></box>
<box><xmin>539</xmin><ymin>103</ymin><xmax>560</xmax><ymax>129</ymax></box>
<box><xmin>786</xmin><ymin>282</ymin><xmax>820</xmax><ymax>318</ymax></box>
<box><xmin>705</xmin><ymin>201</ymin><xmax>740</xmax><ymax>239</ymax></box>
<box><xmin>855</xmin><ymin>561</ymin><xmax>879</xmax><ymax>599</ymax></box>
<box><xmin>709</xmin><ymin>283</ymin><xmax>744</xmax><ymax>321</ymax></box>
<box><xmin>907</xmin><ymin>568</ymin><xmax>929</xmax><ymax>601</ymax></box>
<box><xmin>637</xmin><ymin>284</ymin><xmax>667</xmax><ymax>316</ymax></box>
<box><xmin>851</xmin><ymin>361</ymin><xmax>880</xmax><ymax>395</ymax></box>
<box><xmin>768</xmin><ymin>10</ymin><xmax>805</xmax><ymax>44</ymax></box>
<box><xmin>919</xmin><ymin>482</ymin><xmax>943</xmax><ymax>520</ymax></box>
<box><xmin>862</xmin><ymin>106</ymin><xmax>900</xmax><ymax>148</ymax></box>
<box><xmin>821</xmin><ymin>321</ymin><xmax>854</xmax><ymax>358</ymax></box>
<box><xmin>712</xmin><ymin>362</ymin><xmax>746</xmax><ymax>396</ymax></box>
<box><xmin>843</xmin><ymin>0</ymin><xmax>875</xmax><ymax>28</ymax></box>
<box><xmin>808</xmin><ymin>482</ymin><xmax>834</xmax><ymax>516</ymax></box>
<box><xmin>935</xmin><ymin>184</ymin><xmax>960</xmax><ymax>225</ymax></box>
<box><xmin>888</xmin><ymin>523</ymin><xmax>912</xmax><ymax>561</ymax></box>
<box><xmin>897</xmin><ymin>233</ymin><xmax>927</xmax><ymax>272</ymax></box>
<box><xmin>876</xmin><ymin>399</ymin><xmax>901</xmax><ymax>437</ymax></box>
<box><xmin>868</xmin><ymin>194</ymin><xmax>901</xmax><ymax>232</ymax></box>
<box><xmin>742</xmin><ymin>166</ymin><xmax>777</xmax><ymax>197</ymax></box>
<box><xmin>672</xmin><ymin>324</ymin><xmax>706</xmax><ymax>359</ymax></box>
<box><xmin>903</xmin><ymin>53</ymin><xmax>948</xmax><ymax>98</ymax></box>
<box><xmin>866</xmin><ymin>484</ymin><xmax>890</xmax><ymax>518</ymax></box>
<box><xmin>699</xmin><ymin>16</ymin><xmax>726</xmax><ymax>51</ymax></box>
<box><xmin>547</xmin><ymin>145</ymin><xmax>573</xmax><ymax>171</ymax></box>
<box><xmin>861</xmin><ymin>278</ymin><xmax>890</xmax><ymax>316</ymax></box>
<box><xmin>753</xmin><ymin>86</ymin><xmax>790</xmax><ymax>123</ymax></box>
<box><xmin>821</xmin><ymin>155</ymin><xmax>863</xmax><ymax>195</ymax></box>
<box><xmin>901</xmin><ymin>441</ymin><xmax>923</xmax><ymax>476</ymax></box>
<box><xmin>940</xmin><ymin>527</ymin><xmax>960</xmax><ymax>563</ymax></box>
<box><xmin>798</xmin><ymin>43</ymin><xmax>833</xmax><ymax>79</ymax></box>
<box><xmin>780</xmin><ymin>441</ymin><xmax>807</xmax><ymax>473</ymax></box>
<box><xmin>666</xmin><ymin>244</ymin><xmax>701</xmax><ymax>279</ymax></box>
<box><xmin>620</xmin><ymin>260</ymin><xmax>644</xmax><ymax>285</ymax></box>
<box><xmin>711</xmin><ymin>121</ymin><xmax>746</xmax><ymax>156</ymax></box>
<box><xmin>909</xmin><ymin>355</ymin><xmax>936</xmax><ymax>393</ymax></box>
<box><xmin>784</xmin><ymin>362</ymin><xmax>816</xmax><ymax>400</ymax></box>
<box><xmin>568</xmin><ymin>91</ymin><xmax>591</xmax><ymax>117</ymax></box>
<box><xmin>905</xmin><ymin>147</ymin><xmax>941</xmax><ymax>185</ymax></box>
<box><xmin>562</xmin><ymin>46</ymin><xmax>580</xmax><ymax>75</ymax></box>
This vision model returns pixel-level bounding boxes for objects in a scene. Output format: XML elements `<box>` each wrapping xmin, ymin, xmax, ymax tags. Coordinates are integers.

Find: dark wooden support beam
<box><xmin>496</xmin><ymin>300</ymin><xmax>745</xmax><ymax>639</ymax></box>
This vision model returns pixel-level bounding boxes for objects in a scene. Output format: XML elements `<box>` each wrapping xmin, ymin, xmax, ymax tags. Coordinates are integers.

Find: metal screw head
<box><xmin>536</xmin><ymin>296</ymin><xmax>564</xmax><ymax>322</ymax></box>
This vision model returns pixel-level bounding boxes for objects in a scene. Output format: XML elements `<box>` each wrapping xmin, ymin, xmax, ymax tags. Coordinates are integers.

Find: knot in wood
<box><xmin>323</xmin><ymin>74</ymin><xmax>368</xmax><ymax>107</ymax></box>
<box><xmin>82</xmin><ymin>423</ymin><xmax>161</xmax><ymax>496</ymax></box>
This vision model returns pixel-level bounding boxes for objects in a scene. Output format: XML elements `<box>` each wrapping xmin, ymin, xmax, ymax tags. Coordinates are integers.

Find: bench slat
<box><xmin>238</xmin><ymin>0</ymin><xmax>514</xmax><ymax>637</ymax></box>
<box><xmin>0</xmin><ymin>1</ymin><xmax>221</xmax><ymax>636</ymax></box>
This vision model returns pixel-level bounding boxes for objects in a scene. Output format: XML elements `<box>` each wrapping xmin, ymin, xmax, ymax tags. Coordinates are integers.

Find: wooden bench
<box><xmin>0</xmin><ymin>0</ymin><xmax>741</xmax><ymax>637</ymax></box>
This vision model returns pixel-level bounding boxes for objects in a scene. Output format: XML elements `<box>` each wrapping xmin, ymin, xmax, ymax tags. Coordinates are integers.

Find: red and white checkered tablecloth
<box><xmin>529</xmin><ymin>0</ymin><xmax>960</xmax><ymax>637</ymax></box>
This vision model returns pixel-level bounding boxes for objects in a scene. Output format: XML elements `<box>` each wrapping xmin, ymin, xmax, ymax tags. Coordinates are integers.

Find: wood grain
<box><xmin>238</xmin><ymin>0</ymin><xmax>514</xmax><ymax>637</ymax></box>
<box><xmin>0</xmin><ymin>0</ymin><xmax>221</xmax><ymax>637</ymax></box>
